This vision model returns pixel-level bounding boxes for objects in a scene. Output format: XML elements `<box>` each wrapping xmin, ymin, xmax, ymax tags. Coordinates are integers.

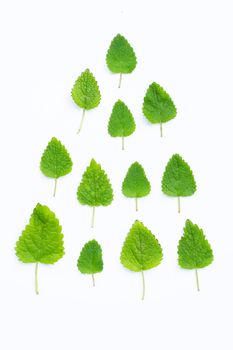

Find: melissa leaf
<box><xmin>120</xmin><ymin>220</ymin><xmax>163</xmax><ymax>300</ymax></box>
<box><xmin>71</xmin><ymin>69</ymin><xmax>101</xmax><ymax>133</ymax></box>
<box><xmin>162</xmin><ymin>154</ymin><xmax>196</xmax><ymax>213</ymax></box>
<box><xmin>15</xmin><ymin>203</ymin><xmax>65</xmax><ymax>294</ymax></box>
<box><xmin>108</xmin><ymin>100</ymin><xmax>136</xmax><ymax>150</ymax></box>
<box><xmin>122</xmin><ymin>162</ymin><xmax>151</xmax><ymax>211</ymax></box>
<box><xmin>178</xmin><ymin>219</ymin><xmax>214</xmax><ymax>291</ymax></box>
<box><xmin>77</xmin><ymin>159</ymin><xmax>113</xmax><ymax>227</ymax></box>
<box><xmin>106</xmin><ymin>34</ymin><xmax>137</xmax><ymax>88</ymax></box>
<box><xmin>77</xmin><ymin>239</ymin><xmax>103</xmax><ymax>286</ymax></box>
<box><xmin>143</xmin><ymin>82</ymin><xmax>177</xmax><ymax>137</ymax></box>
<box><xmin>40</xmin><ymin>137</ymin><xmax>73</xmax><ymax>197</ymax></box>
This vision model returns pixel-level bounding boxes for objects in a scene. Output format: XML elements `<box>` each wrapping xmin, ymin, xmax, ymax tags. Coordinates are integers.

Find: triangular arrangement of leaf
<box><xmin>120</xmin><ymin>220</ymin><xmax>163</xmax><ymax>300</ymax></box>
<box><xmin>77</xmin><ymin>159</ymin><xmax>113</xmax><ymax>227</ymax></box>
<box><xmin>40</xmin><ymin>137</ymin><xmax>73</xmax><ymax>197</ymax></box>
<box><xmin>143</xmin><ymin>82</ymin><xmax>177</xmax><ymax>137</ymax></box>
<box><xmin>122</xmin><ymin>162</ymin><xmax>151</xmax><ymax>211</ymax></box>
<box><xmin>178</xmin><ymin>219</ymin><xmax>214</xmax><ymax>291</ymax></box>
<box><xmin>106</xmin><ymin>34</ymin><xmax>137</xmax><ymax>88</ymax></box>
<box><xmin>77</xmin><ymin>240</ymin><xmax>103</xmax><ymax>286</ymax></box>
<box><xmin>162</xmin><ymin>154</ymin><xmax>196</xmax><ymax>213</ymax></box>
<box><xmin>15</xmin><ymin>203</ymin><xmax>65</xmax><ymax>294</ymax></box>
<box><xmin>108</xmin><ymin>100</ymin><xmax>136</xmax><ymax>150</ymax></box>
<box><xmin>71</xmin><ymin>69</ymin><xmax>101</xmax><ymax>133</ymax></box>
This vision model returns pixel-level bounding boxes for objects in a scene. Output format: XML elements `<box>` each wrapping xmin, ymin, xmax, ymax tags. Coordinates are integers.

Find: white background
<box><xmin>0</xmin><ymin>0</ymin><xmax>232</xmax><ymax>349</ymax></box>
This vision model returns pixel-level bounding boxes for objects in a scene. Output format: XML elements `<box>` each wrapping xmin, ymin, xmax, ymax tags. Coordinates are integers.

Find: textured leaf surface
<box><xmin>77</xmin><ymin>159</ymin><xmax>113</xmax><ymax>207</ymax></box>
<box><xmin>77</xmin><ymin>240</ymin><xmax>103</xmax><ymax>274</ymax></box>
<box><xmin>120</xmin><ymin>221</ymin><xmax>163</xmax><ymax>272</ymax></box>
<box><xmin>122</xmin><ymin>162</ymin><xmax>151</xmax><ymax>198</ymax></box>
<box><xmin>40</xmin><ymin>137</ymin><xmax>73</xmax><ymax>179</ymax></box>
<box><xmin>143</xmin><ymin>82</ymin><xmax>176</xmax><ymax>124</ymax></box>
<box><xmin>15</xmin><ymin>204</ymin><xmax>64</xmax><ymax>264</ymax></box>
<box><xmin>106</xmin><ymin>34</ymin><xmax>137</xmax><ymax>73</ymax></box>
<box><xmin>162</xmin><ymin>154</ymin><xmax>196</xmax><ymax>197</ymax></box>
<box><xmin>178</xmin><ymin>220</ymin><xmax>214</xmax><ymax>269</ymax></box>
<box><xmin>108</xmin><ymin>100</ymin><xmax>136</xmax><ymax>137</ymax></box>
<box><xmin>71</xmin><ymin>69</ymin><xmax>101</xmax><ymax>109</ymax></box>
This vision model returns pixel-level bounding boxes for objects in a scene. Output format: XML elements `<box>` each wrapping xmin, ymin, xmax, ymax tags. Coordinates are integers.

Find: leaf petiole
<box><xmin>35</xmin><ymin>262</ymin><xmax>39</xmax><ymax>295</ymax></box>
<box><xmin>141</xmin><ymin>270</ymin><xmax>145</xmax><ymax>300</ymax></box>
<box><xmin>118</xmin><ymin>73</ymin><xmax>122</xmax><ymax>88</ymax></box>
<box><xmin>53</xmin><ymin>178</ymin><xmax>58</xmax><ymax>197</ymax></box>
<box><xmin>135</xmin><ymin>197</ymin><xmax>138</xmax><ymax>212</ymax></box>
<box><xmin>77</xmin><ymin>109</ymin><xmax>85</xmax><ymax>134</ymax></box>
<box><xmin>91</xmin><ymin>207</ymin><xmax>95</xmax><ymax>228</ymax></box>
<box><xmin>178</xmin><ymin>196</ymin><xmax>181</xmax><ymax>213</ymax></box>
<box><xmin>92</xmin><ymin>274</ymin><xmax>95</xmax><ymax>287</ymax></box>
<box><xmin>160</xmin><ymin>122</ymin><xmax>163</xmax><ymax>137</ymax></box>
<box><xmin>195</xmin><ymin>269</ymin><xmax>200</xmax><ymax>291</ymax></box>
<box><xmin>122</xmin><ymin>136</ymin><xmax>125</xmax><ymax>150</ymax></box>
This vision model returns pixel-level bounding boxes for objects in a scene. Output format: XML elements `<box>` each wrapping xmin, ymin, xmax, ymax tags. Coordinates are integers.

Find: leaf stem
<box><xmin>91</xmin><ymin>207</ymin><xmax>95</xmax><ymax>228</ymax></box>
<box><xmin>118</xmin><ymin>73</ymin><xmax>122</xmax><ymax>88</ymax></box>
<box><xmin>92</xmin><ymin>274</ymin><xmax>95</xmax><ymax>287</ymax></box>
<box><xmin>122</xmin><ymin>136</ymin><xmax>125</xmax><ymax>150</ymax></box>
<box><xmin>160</xmin><ymin>122</ymin><xmax>163</xmax><ymax>137</ymax></box>
<box><xmin>77</xmin><ymin>108</ymin><xmax>85</xmax><ymax>134</ymax></box>
<box><xmin>141</xmin><ymin>270</ymin><xmax>145</xmax><ymax>300</ymax></box>
<box><xmin>178</xmin><ymin>196</ymin><xmax>181</xmax><ymax>213</ymax></box>
<box><xmin>135</xmin><ymin>197</ymin><xmax>138</xmax><ymax>211</ymax></box>
<box><xmin>195</xmin><ymin>269</ymin><xmax>200</xmax><ymax>291</ymax></box>
<box><xmin>35</xmin><ymin>262</ymin><xmax>39</xmax><ymax>295</ymax></box>
<box><xmin>53</xmin><ymin>178</ymin><xmax>58</xmax><ymax>197</ymax></box>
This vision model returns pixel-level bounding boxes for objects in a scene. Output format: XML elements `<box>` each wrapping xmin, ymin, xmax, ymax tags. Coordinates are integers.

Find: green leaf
<box><xmin>77</xmin><ymin>159</ymin><xmax>113</xmax><ymax>227</ymax></box>
<box><xmin>71</xmin><ymin>69</ymin><xmax>101</xmax><ymax>133</ymax></box>
<box><xmin>40</xmin><ymin>137</ymin><xmax>73</xmax><ymax>197</ymax></box>
<box><xmin>178</xmin><ymin>219</ymin><xmax>214</xmax><ymax>291</ymax></box>
<box><xmin>122</xmin><ymin>162</ymin><xmax>151</xmax><ymax>211</ymax></box>
<box><xmin>143</xmin><ymin>82</ymin><xmax>177</xmax><ymax>137</ymax></box>
<box><xmin>15</xmin><ymin>203</ymin><xmax>65</xmax><ymax>294</ymax></box>
<box><xmin>120</xmin><ymin>220</ymin><xmax>163</xmax><ymax>300</ymax></box>
<box><xmin>108</xmin><ymin>100</ymin><xmax>136</xmax><ymax>150</ymax></box>
<box><xmin>77</xmin><ymin>240</ymin><xmax>103</xmax><ymax>286</ymax></box>
<box><xmin>106</xmin><ymin>34</ymin><xmax>137</xmax><ymax>87</ymax></box>
<box><xmin>162</xmin><ymin>154</ymin><xmax>196</xmax><ymax>213</ymax></box>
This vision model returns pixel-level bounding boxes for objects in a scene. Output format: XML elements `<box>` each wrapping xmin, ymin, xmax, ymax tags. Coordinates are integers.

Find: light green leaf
<box><xmin>178</xmin><ymin>219</ymin><xmax>214</xmax><ymax>291</ymax></box>
<box><xmin>106</xmin><ymin>34</ymin><xmax>137</xmax><ymax>87</ymax></box>
<box><xmin>71</xmin><ymin>69</ymin><xmax>101</xmax><ymax>133</ymax></box>
<box><xmin>162</xmin><ymin>154</ymin><xmax>196</xmax><ymax>213</ymax></box>
<box><xmin>143</xmin><ymin>82</ymin><xmax>176</xmax><ymax>136</ymax></box>
<box><xmin>120</xmin><ymin>220</ymin><xmax>163</xmax><ymax>300</ymax></box>
<box><xmin>122</xmin><ymin>162</ymin><xmax>151</xmax><ymax>211</ymax></box>
<box><xmin>15</xmin><ymin>203</ymin><xmax>65</xmax><ymax>294</ymax></box>
<box><xmin>108</xmin><ymin>100</ymin><xmax>136</xmax><ymax>150</ymax></box>
<box><xmin>77</xmin><ymin>240</ymin><xmax>103</xmax><ymax>286</ymax></box>
<box><xmin>77</xmin><ymin>159</ymin><xmax>113</xmax><ymax>227</ymax></box>
<box><xmin>40</xmin><ymin>137</ymin><xmax>73</xmax><ymax>196</ymax></box>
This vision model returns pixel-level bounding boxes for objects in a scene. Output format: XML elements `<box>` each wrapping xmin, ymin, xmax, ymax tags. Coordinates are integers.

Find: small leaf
<box><xmin>120</xmin><ymin>220</ymin><xmax>163</xmax><ymax>300</ymax></box>
<box><xmin>162</xmin><ymin>154</ymin><xmax>196</xmax><ymax>213</ymax></box>
<box><xmin>108</xmin><ymin>100</ymin><xmax>136</xmax><ymax>150</ymax></box>
<box><xmin>15</xmin><ymin>203</ymin><xmax>65</xmax><ymax>294</ymax></box>
<box><xmin>122</xmin><ymin>162</ymin><xmax>151</xmax><ymax>211</ymax></box>
<box><xmin>178</xmin><ymin>219</ymin><xmax>214</xmax><ymax>291</ymax></box>
<box><xmin>77</xmin><ymin>240</ymin><xmax>103</xmax><ymax>286</ymax></box>
<box><xmin>106</xmin><ymin>34</ymin><xmax>137</xmax><ymax>87</ymax></box>
<box><xmin>71</xmin><ymin>69</ymin><xmax>101</xmax><ymax>133</ymax></box>
<box><xmin>143</xmin><ymin>82</ymin><xmax>176</xmax><ymax>136</ymax></box>
<box><xmin>77</xmin><ymin>159</ymin><xmax>114</xmax><ymax>227</ymax></box>
<box><xmin>40</xmin><ymin>137</ymin><xmax>73</xmax><ymax>196</ymax></box>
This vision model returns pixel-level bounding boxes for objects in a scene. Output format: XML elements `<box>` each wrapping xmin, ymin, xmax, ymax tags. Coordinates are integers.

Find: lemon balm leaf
<box><xmin>178</xmin><ymin>219</ymin><xmax>214</xmax><ymax>291</ymax></box>
<box><xmin>40</xmin><ymin>137</ymin><xmax>73</xmax><ymax>197</ymax></box>
<box><xmin>122</xmin><ymin>162</ymin><xmax>151</xmax><ymax>211</ymax></box>
<box><xmin>71</xmin><ymin>69</ymin><xmax>101</xmax><ymax>133</ymax></box>
<box><xmin>77</xmin><ymin>240</ymin><xmax>103</xmax><ymax>286</ymax></box>
<box><xmin>106</xmin><ymin>34</ymin><xmax>137</xmax><ymax>88</ymax></box>
<box><xmin>120</xmin><ymin>220</ymin><xmax>163</xmax><ymax>300</ymax></box>
<box><xmin>108</xmin><ymin>100</ymin><xmax>136</xmax><ymax>150</ymax></box>
<box><xmin>77</xmin><ymin>159</ymin><xmax>113</xmax><ymax>227</ymax></box>
<box><xmin>15</xmin><ymin>203</ymin><xmax>65</xmax><ymax>294</ymax></box>
<box><xmin>143</xmin><ymin>82</ymin><xmax>177</xmax><ymax>137</ymax></box>
<box><xmin>162</xmin><ymin>154</ymin><xmax>196</xmax><ymax>213</ymax></box>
